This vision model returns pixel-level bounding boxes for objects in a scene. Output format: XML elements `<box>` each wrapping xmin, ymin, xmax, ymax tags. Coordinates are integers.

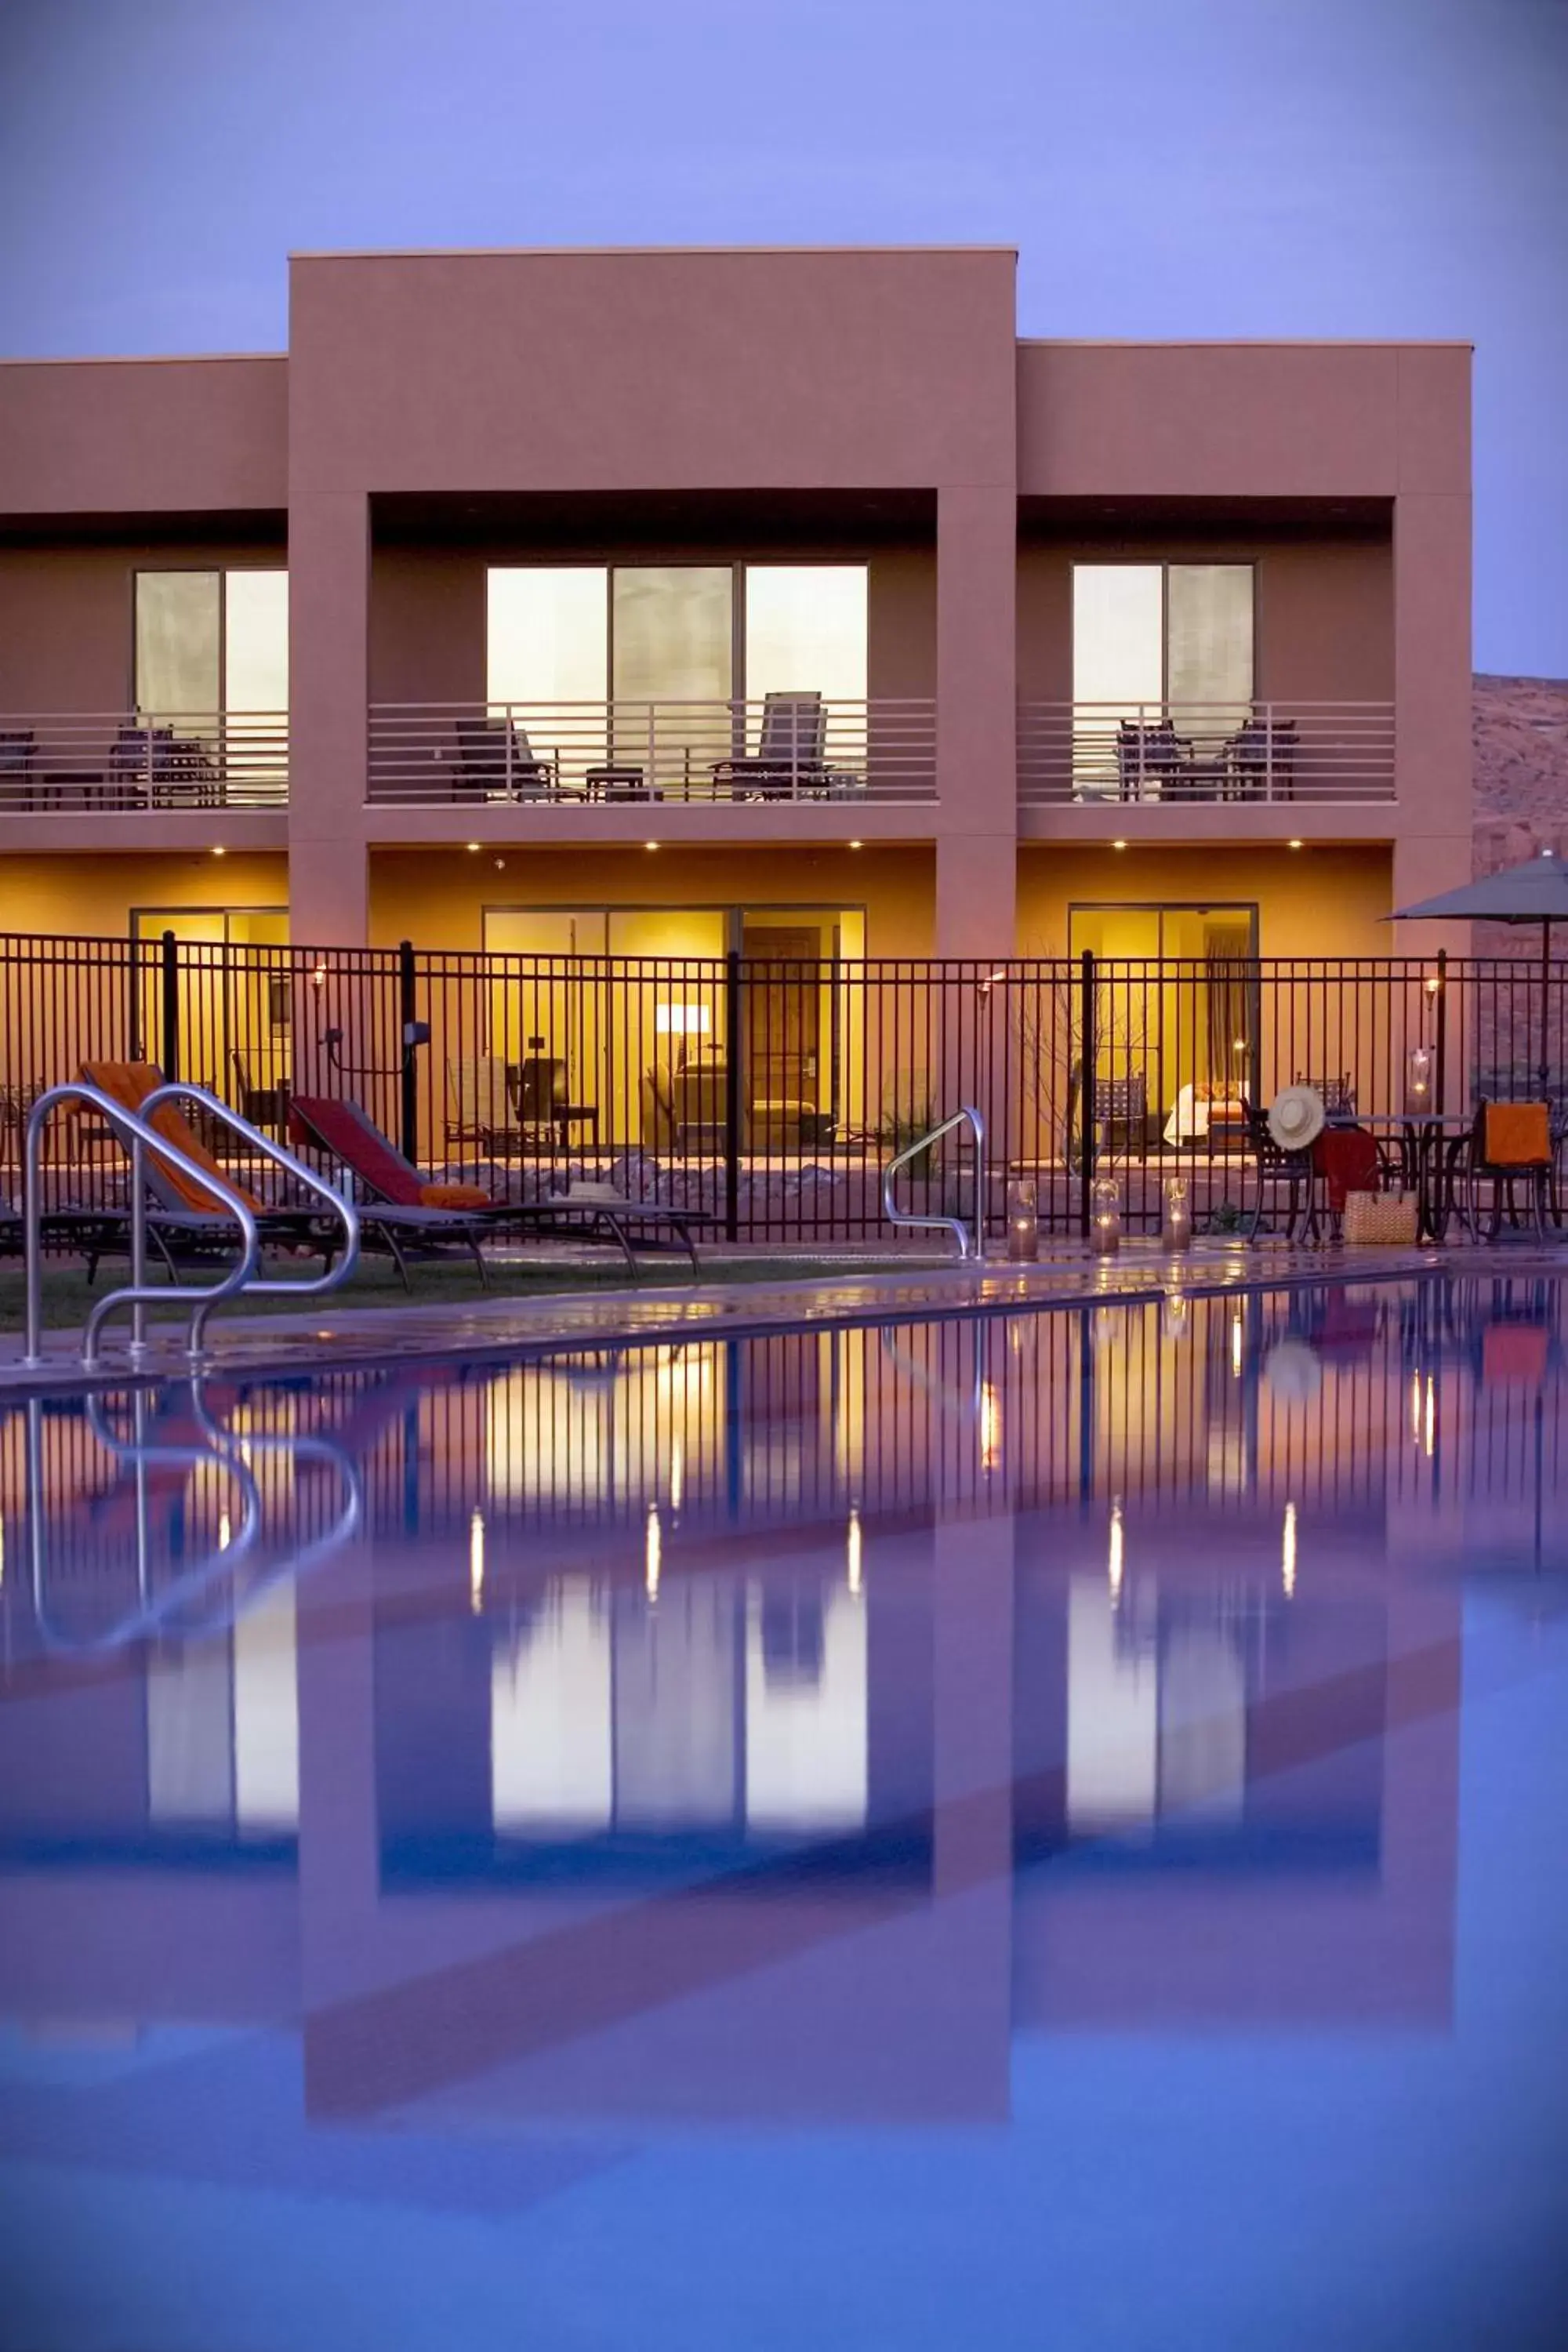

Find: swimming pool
<box><xmin>3</xmin><ymin>1272</ymin><xmax>1567</xmax><ymax>2350</ymax></box>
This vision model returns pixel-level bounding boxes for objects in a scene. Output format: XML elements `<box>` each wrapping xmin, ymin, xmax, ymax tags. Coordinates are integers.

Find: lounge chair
<box><xmin>82</xmin><ymin>1060</ymin><xmax>339</xmax><ymax>1279</ymax></box>
<box><xmin>287</xmin><ymin>1094</ymin><xmax>499</xmax><ymax>1286</ymax></box>
<box><xmin>711</xmin><ymin>691</ymin><xmax>831</xmax><ymax>799</ymax></box>
<box><xmin>512</xmin><ymin>1178</ymin><xmax>714</xmax><ymax>1275</ymax></box>
<box><xmin>453</xmin><ymin>716</ymin><xmax>558</xmax><ymax>800</ymax></box>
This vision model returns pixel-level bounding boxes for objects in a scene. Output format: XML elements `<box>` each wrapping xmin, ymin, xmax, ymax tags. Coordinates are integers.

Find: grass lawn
<box><xmin>0</xmin><ymin>1252</ymin><xmax>916</xmax><ymax>1334</ymax></box>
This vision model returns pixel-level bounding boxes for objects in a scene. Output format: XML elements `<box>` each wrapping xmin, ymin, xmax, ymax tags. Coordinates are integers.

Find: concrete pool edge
<box><xmin>5</xmin><ymin>1237</ymin><xmax>1566</xmax><ymax>1397</ymax></box>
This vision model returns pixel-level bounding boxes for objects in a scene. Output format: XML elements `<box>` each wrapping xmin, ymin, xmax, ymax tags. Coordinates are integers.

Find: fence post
<box><xmin>724</xmin><ymin>948</ymin><xmax>742</xmax><ymax>1242</ymax></box>
<box><xmin>1079</xmin><ymin>948</ymin><xmax>1096</xmax><ymax>1239</ymax></box>
<box><xmin>1434</xmin><ymin>947</ymin><xmax>1448</xmax><ymax>1116</ymax></box>
<box><xmin>161</xmin><ymin>929</ymin><xmax>180</xmax><ymax>1081</ymax></box>
<box><xmin>398</xmin><ymin>938</ymin><xmax>419</xmax><ymax>1167</ymax></box>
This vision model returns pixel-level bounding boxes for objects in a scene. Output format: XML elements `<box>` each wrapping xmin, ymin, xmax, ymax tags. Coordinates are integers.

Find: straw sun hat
<box><xmin>1267</xmin><ymin>1084</ymin><xmax>1327</xmax><ymax>1152</ymax></box>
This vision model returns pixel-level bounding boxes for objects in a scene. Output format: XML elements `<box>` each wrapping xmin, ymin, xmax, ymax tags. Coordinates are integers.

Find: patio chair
<box><xmin>1243</xmin><ymin>1103</ymin><xmax>1316</xmax><ymax>1242</ymax></box>
<box><xmin>106</xmin><ymin>724</ymin><xmax>173</xmax><ymax>808</ymax></box>
<box><xmin>711</xmin><ymin>691</ymin><xmax>829</xmax><ymax>799</ymax></box>
<box><xmin>453</xmin><ymin>715</ymin><xmax>558</xmax><ymax>800</ymax></box>
<box><xmin>1462</xmin><ymin>1099</ymin><xmax>1554</xmax><ymax>1242</ymax></box>
<box><xmin>510</xmin><ymin>1177</ymin><xmax>714</xmax><ymax>1276</ymax></box>
<box><xmin>287</xmin><ymin>1093</ymin><xmax>499</xmax><ymax>1286</ymax></box>
<box><xmin>230</xmin><ymin>1046</ymin><xmax>289</xmax><ymax>1133</ymax></box>
<box><xmin>445</xmin><ymin>1054</ymin><xmax>521</xmax><ymax>1155</ymax></box>
<box><xmin>1296</xmin><ymin>1073</ymin><xmax>1356</xmax><ymax>1117</ymax></box>
<box><xmin>80</xmin><ymin>1059</ymin><xmax>339</xmax><ymax>1279</ymax></box>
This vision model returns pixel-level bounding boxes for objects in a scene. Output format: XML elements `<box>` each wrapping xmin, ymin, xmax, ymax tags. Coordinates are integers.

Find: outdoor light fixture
<box><xmin>1162</xmin><ymin>1174</ymin><xmax>1192</xmax><ymax>1250</ymax></box>
<box><xmin>310</xmin><ymin>962</ymin><xmax>328</xmax><ymax>992</ymax></box>
<box><xmin>1007</xmin><ymin>1176</ymin><xmax>1040</xmax><ymax>1261</ymax></box>
<box><xmin>1406</xmin><ymin>1044</ymin><xmax>1435</xmax><ymax>1112</ymax></box>
<box><xmin>1090</xmin><ymin>1176</ymin><xmax>1122</xmax><ymax>1256</ymax></box>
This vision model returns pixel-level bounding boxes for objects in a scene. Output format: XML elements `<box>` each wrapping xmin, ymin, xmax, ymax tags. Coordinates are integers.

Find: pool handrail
<box><xmin>21</xmin><ymin>1080</ymin><xmax>360</xmax><ymax>1370</ymax></box>
<box><xmin>882</xmin><ymin>1104</ymin><xmax>987</xmax><ymax>1259</ymax></box>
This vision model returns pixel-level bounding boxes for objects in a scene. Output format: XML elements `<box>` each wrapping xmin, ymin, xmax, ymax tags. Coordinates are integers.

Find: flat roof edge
<box><xmin>1018</xmin><ymin>336</ymin><xmax>1474</xmax><ymax>350</ymax></box>
<box><xmin>289</xmin><ymin>242</ymin><xmax>1020</xmax><ymax>262</ymax></box>
<box><xmin>0</xmin><ymin>351</ymin><xmax>286</xmax><ymax>371</ymax></box>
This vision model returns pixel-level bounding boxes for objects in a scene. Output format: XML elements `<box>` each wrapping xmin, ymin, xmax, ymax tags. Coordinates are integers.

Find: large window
<box><xmin>133</xmin><ymin>569</ymin><xmax>289</xmax><ymax>720</ymax></box>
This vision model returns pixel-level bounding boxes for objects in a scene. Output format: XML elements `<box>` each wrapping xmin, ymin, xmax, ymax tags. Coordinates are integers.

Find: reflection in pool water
<box><xmin>2</xmin><ymin>1273</ymin><xmax>1567</xmax><ymax>2350</ymax></box>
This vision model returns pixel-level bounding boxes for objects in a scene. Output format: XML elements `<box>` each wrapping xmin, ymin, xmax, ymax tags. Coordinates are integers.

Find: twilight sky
<box><xmin>1</xmin><ymin>0</ymin><xmax>1563</xmax><ymax>673</ymax></box>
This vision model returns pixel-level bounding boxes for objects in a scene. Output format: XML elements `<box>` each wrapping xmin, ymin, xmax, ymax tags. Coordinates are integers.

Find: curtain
<box><xmin>1205</xmin><ymin>925</ymin><xmax>1254</xmax><ymax>1089</ymax></box>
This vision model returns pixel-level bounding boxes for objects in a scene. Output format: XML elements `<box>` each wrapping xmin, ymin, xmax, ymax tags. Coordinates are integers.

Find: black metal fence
<box><xmin>2</xmin><ymin>929</ymin><xmax>1565</xmax><ymax>1241</ymax></box>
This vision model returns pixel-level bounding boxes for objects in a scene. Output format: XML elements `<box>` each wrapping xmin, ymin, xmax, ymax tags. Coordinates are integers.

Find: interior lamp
<box><xmin>655</xmin><ymin>1004</ymin><xmax>712</xmax><ymax>1063</ymax></box>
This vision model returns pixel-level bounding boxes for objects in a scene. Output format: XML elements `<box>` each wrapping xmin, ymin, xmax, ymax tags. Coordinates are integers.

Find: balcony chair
<box><xmin>0</xmin><ymin>728</ymin><xmax>37</xmax><ymax>809</ymax></box>
<box><xmin>453</xmin><ymin>715</ymin><xmax>559</xmax><ymax>800</ymax></box>
<box><xmin>1227</xmin><ymin>715</ymin><xmax>1298</xmax><ymax>800</ymax></box>
<box><xmin>1115</xmin><ymin>719</ymin><xmax>1190</xmax><ymax>802</ymax></box>
<box><xmin>711</xmin><ymin>691</ymin><xmax>830</xmax><ymax>799</ymax></box>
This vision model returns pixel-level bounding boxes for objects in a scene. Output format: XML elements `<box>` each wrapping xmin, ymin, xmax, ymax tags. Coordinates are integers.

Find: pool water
<box><xmin>2</xmin><ymin>1274</ymin><xmax>1568</xmax><ymax>2350</ymax></box>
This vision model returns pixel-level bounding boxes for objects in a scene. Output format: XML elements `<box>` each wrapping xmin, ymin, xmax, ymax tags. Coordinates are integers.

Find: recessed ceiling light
<box><xmin>1288</xmin><ymin>838</ymin><xmax>1304</xmax><ymax>851</ymax></box>
<box><xmin>466</xmin><ymin>841</ymin><xmax>481</xmax><ymax>853</ymax></box>
<box><xmin>1112</xmin><ymin>839</ymin><xmax>1127</xmax><ymax>851</ymax></box>
<box><xmin>849</xmin><ymin>840</ymin><xmax>863</xmax><ymax>851</ymax></box>
<box><xmin>211</xmin><ymin>844</ymin><xmax>226</xmax><ymax>858</ymax></box>
<box><xmin>645</xmin><ymin>840</ymin><xmax>660</xmax><ymax>851</ymax></box>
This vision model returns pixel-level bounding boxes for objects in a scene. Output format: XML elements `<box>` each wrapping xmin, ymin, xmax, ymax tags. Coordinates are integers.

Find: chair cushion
<box><xmin>1482</xmin><ymin>1101</ymin><xmax>1551</xmax><ymax>1167</ymax></box>
<box><xmin>290</xmin><ymin>1094</ymin><xmax>424</xmax><ymax>1204</ymax></box>
<box><xmin>419</xmin><ymin>1181</ymin><xmax>495</xmax><ymax>1210</ymax></box>
<box><xmin>82</xmin><ymin>1060</ymin><xmax>263</xmax><ymax>1214</ymax></box>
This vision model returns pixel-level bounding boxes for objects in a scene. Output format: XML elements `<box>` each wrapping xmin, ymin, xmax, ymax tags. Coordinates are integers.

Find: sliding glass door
<box><xmin>1070</xmin><ymin>562</ymin><xmax>1253</xmax><ymax>797</ymax></box>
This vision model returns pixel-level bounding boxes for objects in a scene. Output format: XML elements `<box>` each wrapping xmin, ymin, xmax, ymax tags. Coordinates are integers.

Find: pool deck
<box><xmin>5</xmin><ymin>1235</ymin><xmax>1566</xmax><ymax>1394</ymax></box>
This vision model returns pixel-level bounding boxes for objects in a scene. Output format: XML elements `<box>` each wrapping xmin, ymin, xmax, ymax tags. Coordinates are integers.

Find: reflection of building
<box><xmin>1</xmin><ymin>1345</ymin><xmax>1467</xmax><ymax>2143</ymax></box>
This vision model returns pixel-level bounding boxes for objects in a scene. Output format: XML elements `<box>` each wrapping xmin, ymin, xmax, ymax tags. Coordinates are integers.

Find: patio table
<box><xmin>1330</xmin><ymin>1112</ymin><xmax>1472</xmax><ymax>1241</ymax></box>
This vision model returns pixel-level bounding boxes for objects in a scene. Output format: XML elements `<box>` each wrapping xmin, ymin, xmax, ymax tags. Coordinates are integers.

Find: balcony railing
<box><xmin>367</xmin><ymin>699</ymin><xmax>938</xmax><ymax>807</ymax></box>
<box><xmin>1016</xmin><ymin>701</ymin><xmax>1396</xmax><ymax>806</ymax></box>
<box><xmin>0</xmin><ymin>713</ymin><xmax>289</xmax><ymax>811</ymax></box>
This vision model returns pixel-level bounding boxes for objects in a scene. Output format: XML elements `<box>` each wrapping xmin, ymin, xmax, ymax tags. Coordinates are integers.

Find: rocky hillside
<box><xmin>1473</xmin><ymin>672</ymin><xmax>1568</xmax><ymax>870</ymax></box>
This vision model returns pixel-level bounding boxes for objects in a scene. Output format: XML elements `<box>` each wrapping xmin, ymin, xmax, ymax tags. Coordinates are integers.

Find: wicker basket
<box><xmin>1342</xmin><ymin>1189</ymin><xmax>1419</xmax><ymax>1245</ymax></box>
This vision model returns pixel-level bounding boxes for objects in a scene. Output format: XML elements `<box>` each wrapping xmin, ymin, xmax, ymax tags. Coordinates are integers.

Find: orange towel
<box><xmin>1481</xmin><ymin>1101</ymin><xmax>1551</xmax><ymax>1167</ymax></box>
<box><xmin>81</xmin><ymin>1060</ymin><xmax>263</xmax><ymax>1214</ymax></box>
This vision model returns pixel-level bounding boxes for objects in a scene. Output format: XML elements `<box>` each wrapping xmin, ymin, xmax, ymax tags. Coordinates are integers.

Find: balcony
<box><xmin>0</xmin><ymin>713</ymin><xmax>288</xmax><ymax>811</ymax></box>
<box><xmin>1016</xmin><ymin>702</ymin><xmax>1396</xmax><ymax>807</ymax></box>
<box><xmin>366</xmin><ymin>699</ymin><xmax>938</xmax><ymax>808</ymax></box>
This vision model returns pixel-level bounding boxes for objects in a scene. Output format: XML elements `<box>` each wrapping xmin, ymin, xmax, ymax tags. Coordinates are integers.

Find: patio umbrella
<box><xmin>1388</xmin><ymin>848</ymin><xmax>1568</xmax><ymax>1094</ymax></box>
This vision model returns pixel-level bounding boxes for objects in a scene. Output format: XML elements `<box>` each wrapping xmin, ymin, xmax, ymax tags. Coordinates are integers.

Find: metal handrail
<box><xmin>881</xmin><ymin>1104</ymin><xmax>987</xmax><ymax>1259</ymax></box>
<box><xmin>21</xmin><ymin>1081</ymin><xmax>360</xmax><ymax>1370</ymax></box>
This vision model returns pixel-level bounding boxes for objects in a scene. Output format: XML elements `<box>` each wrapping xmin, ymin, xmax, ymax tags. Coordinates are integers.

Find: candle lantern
<box><xmin>1162</xmin><ymin>1174</ymin><xmax>1192</xmax><ymax>1250</ymax></box>
<box><xmin>1406</xmin><ymin>1044</ymin><xmax>1434</xmax><ymax>1116</ymax></box>
<box><xmin>1090</xmin><ymin>1175</ymin><xmax>1123</xmax><ymax>1258</ymax></box>
<box><xmin>1007</xmin><ymin>1177</ymin><xmax>1040</xmax><ymax>1262</ymax></box>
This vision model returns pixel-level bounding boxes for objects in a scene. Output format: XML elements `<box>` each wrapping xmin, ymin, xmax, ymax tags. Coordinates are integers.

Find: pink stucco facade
<box><xmin>0</xmin><ymin>246</ymin><xmax>1472</xmax><ymax>956</ymax></box>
